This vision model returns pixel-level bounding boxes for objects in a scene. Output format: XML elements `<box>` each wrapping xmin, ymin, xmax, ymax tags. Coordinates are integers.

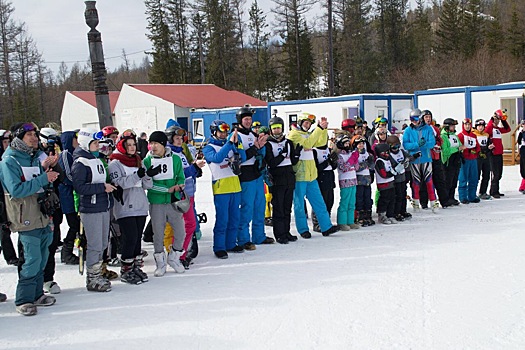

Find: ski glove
<box><xmin>146</xmin><ymin>165</ymin><xmax>162</xmax><ymax>177</ymax></box>
<box><xmin>136</xmin><ymin>167</ymin><xmax>146</xmax><ymax>178</ymax></box>
<box><xmin>113</xmin><ymin>185</ymin><xmax>124</xmax><ymax>205</ymax></box>
<box><xmin>293</xmin><ymin>144</ymin><xmax>303</xmax><ymax>158</ymax></box>
<box><xmin>418</xmin><ymin>138</ymin><xmax>426</xmax><ymax>147</ymax></box>
<box><xmin>394</xmin><ymin>163</ymin><xmax>404</xmax><ymax>174</ymax></box>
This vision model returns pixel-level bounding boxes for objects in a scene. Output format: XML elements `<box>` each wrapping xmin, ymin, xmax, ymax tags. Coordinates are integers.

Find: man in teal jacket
<box><xmin>0</xmin><ymin>122</ymin><xmax>59</xmax><ymax>316</ymax></box>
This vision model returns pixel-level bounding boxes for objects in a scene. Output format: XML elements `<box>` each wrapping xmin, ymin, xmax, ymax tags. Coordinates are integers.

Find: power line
<box><xmin>44</xmin><ymin>49</ymin><xmax>148</xmax><ymax>64</ymax></box>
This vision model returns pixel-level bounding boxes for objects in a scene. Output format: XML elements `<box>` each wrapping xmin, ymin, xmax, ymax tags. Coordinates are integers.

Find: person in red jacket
<box><xmin>485</xmin><ymin>109</ymin><xmax>511</xmax><ymax>198</ymax></box>
<box><xmin>457</xmin><ymin>118</ymin><xmax>481</xmax><ymax>203</ymax></box>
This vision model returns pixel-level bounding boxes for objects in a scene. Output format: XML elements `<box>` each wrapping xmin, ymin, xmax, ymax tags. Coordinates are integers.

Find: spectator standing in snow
<box><xmin>472</xmin><ymin>119</ymin><xmax>492</xmax><ymax>200</ymax></box>
<box><xmin>264</xmin><ymin>116</ymin><xmax>300</xmax><ymax>244</ymax></box>
<box><xmin>203</xmin><ymin>120</ymin><xmax>246</xmax><ymax>258</ymax></box>
<box><xmin>0</xmin><ymin>122</ymin><xmax>59</xmax><ymax>315</ymax></box>
<box><xmin>108</xmin><ymin>129</ymin><xmax>151</xmax><ymax>285</ymax></box>
<box><xmin>287</xmin><ymin>113</ymin><xmax>339</xmax><ymax>238</ymax></box>
<box><xmin>142</xmin><ymin>131</ymin><xmax>186</xmax><ymax>276</ymax></box>
<box><xmin>485</xmin><ymin>109</ymin><xmax>511</xmax><ymax>198</ymax></box>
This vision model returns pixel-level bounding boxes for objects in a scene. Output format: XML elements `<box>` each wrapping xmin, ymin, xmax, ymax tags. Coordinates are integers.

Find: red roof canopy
<box><xmin>128</xmin><ymin>84</ymin><xmax>267</xmax><ymax>109</ymax></box>
<box><xmin>69</xmin><ymin>91</ymin><xmax>120</xmax><ymax>112</ymax></box>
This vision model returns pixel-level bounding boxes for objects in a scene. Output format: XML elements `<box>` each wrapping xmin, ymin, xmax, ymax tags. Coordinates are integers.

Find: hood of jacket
<box><xmin>61</xmin><ymin>131</ymin><xmax>77</xmax><ymax>154</ymax></box>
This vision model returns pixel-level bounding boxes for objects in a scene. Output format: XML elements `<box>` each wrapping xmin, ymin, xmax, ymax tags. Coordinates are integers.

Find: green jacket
<box><xmin>441</xmin><ymin>129</ymin><xmax>462</xmax><ymax>166</ymax></box>
<box><xmin>143</xmin><ymin>147</ymin><xmax>185</xmax><ymax>204</ymax></box>
<box><xmin>287</xmin><ymin>125</ymin><xmax>328</xmax><ymax>182</ymax></box>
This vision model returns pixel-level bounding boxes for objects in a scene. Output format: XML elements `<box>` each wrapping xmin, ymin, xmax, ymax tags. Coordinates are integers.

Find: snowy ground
<box><xmin>1</xmin><ymin>165</ymin><xmax>524</xmax><ymax>349</ymax></box>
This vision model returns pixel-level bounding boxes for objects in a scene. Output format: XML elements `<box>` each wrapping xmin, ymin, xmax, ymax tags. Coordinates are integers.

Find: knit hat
<box><xmin>149</xmin><ymin>131</ymin><xmax>168</xmax><ymax>147</ymax></box>
<box><xmin>77</xmin><ymin>128</ymin><xmax>103</xmax><ymax>151</ymax></box>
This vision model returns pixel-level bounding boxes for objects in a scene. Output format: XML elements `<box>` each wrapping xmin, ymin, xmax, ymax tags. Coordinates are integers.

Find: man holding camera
<box><xmin>0</xmin><ymin>122</ymin><xmax>59</xmax><ymax>316</ymax></box>
<box><xmin>402</xmin><ymin>109</ymin><xmax>439</xmax><ymax>212</ymax></box>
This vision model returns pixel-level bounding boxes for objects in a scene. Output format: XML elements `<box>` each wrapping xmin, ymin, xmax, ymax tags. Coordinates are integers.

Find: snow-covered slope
<box><xmin>1</xmin><ymin>165</ymin><xmax>524</xmax><ymax>349</ymax></box>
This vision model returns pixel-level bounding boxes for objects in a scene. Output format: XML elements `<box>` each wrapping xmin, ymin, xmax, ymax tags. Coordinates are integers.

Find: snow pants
<box><xmin>271</xmin><ymin>185</ymin><xmax>294</xmax><ymax>241</ymax></box>
<box><xmin>237</xmin><ymin>177</ymin><xmax>266</xmax><ymax>246</ymax></box>
<box><xmin>117</xmin><ymin>215</ymin><xmax>146</xmax><ymax>261</ymax></box>
<box><xmin>213</xmin><ymin>192</ymin><xmax>241</xmax><ymax>252</ymax></box>
<box><xmin>150</xmin><ymin>204</ymin><xmax>185</xmax><ymax>254</ymax></box>
<box><xmin>294</xmin><ymin>180</ymin><xmax>333</xmax><ymax>234</ymax></box>
<box><xmin>477</xmin><ymin>156</ymin><xmax>490</xmax><ymax>195</ymax></box>
<box><xmin>355</xmin><ymin>185</ymin><xmax>372</xmax><ymax>212</ymax></box>
<box><xmin>410</xmin><ymin>162</ymin><xmax>436</xmax><ymax>201</ymax></box>
<box><xmin>337</xmin><ymin>186</ymin><xmax>357</xmax><ymax>226</ymax></box>
<box><xmin>15</xmin><ymin>226</ymin><xmax>52</xmax><ymax>306</ymax></box>
<box><xmin>458</xmin><ymin>158</ymin><xmax>479</xmax><ymax>202</ymax></box>
<box><xmin>80</xmin><ymin>211</ymin><xmax>110</xmax><ymax>268</ymax></box>
<box><xmin>489</xmin><ymin>154</ymin><xmax>504</xmax><ymax>196</ymax></box>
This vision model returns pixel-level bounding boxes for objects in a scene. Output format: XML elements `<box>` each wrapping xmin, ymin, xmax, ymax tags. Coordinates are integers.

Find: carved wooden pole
<box><xmin>85</xmin><ymin>1</ymin><xmax>113</xmax><ymax>128</ymax></box>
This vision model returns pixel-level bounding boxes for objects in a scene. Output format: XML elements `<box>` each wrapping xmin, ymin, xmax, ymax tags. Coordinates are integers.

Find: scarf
<box><xmin>109</xmin><ymin>150</ymin><xmax>142</xmax><ymax>168</ymax></box>
<box><xmin>10</xmin><ymin>137</ymin><xmax>35</xmax><ymax>155</ymax></box>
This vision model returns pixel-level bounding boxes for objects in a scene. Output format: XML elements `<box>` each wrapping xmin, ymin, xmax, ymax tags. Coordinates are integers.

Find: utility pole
<box><xmin>84</xmin><ymin>1</ymin><xmax>112</xmax><ymax>128</ymax></box>
<box><xmin>327</xmin><ymin>0</ymin><xmax>335</xmax><ymax>96</ymax></box>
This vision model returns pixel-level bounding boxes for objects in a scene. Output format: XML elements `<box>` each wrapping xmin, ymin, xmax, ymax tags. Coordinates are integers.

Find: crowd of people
<box><xmin>0</xmin><ymin>106</ymin><xmax>523</xmax><ymax>316</ymax></box>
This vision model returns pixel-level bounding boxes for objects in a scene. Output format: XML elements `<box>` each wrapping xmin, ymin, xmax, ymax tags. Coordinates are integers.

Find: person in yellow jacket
<box><xmin>287</xmin><ymin>114</ymin><xmax>339</xmax><ymax>238</ymax></box>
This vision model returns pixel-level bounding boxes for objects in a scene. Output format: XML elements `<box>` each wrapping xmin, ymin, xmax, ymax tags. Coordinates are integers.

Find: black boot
<box><xmin>366</xmin><ymin>210</ymin><xmax>375</xmax><ymax>226</ymax></box>
<box><xmin>60</xmin><ymin>240</ymin><xmax>79</xmax><ymax>265</ymax></box>
<box><xmin>358</xmin><ymin>210</ymin><xmax>368</xmax><ymax>227</ymax></box>
<box><xmin>120</xmin><ymin>259</ymin><xmax>142</xmax><ymax>285</ymax></box>
<box><xmin>187</xmin><ymin>232</ymin><xmax>199</xmax><ymax>260</ymax></box>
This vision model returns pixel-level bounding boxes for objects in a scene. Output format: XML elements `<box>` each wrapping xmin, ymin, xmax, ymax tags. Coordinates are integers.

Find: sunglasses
<box><xmin>378</xmin><ymin>131</ymin><xmax>387</xmax><ymax>135</ymax></box>
<box><xmin>218</xmin><ymin>123</ymin><xmax>230</xmax><ymax>133</ymax></box>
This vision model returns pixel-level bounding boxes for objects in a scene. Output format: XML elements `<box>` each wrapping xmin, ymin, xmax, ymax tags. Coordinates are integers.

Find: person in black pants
<box><xmin>440</xmin><ymin>119</ymin><xmax>464</xmax><ymax>204</ymax></box>
<box><xmin>312</xmin><ymin>136</ymin><xmax>338</xmax><ymax>232</ymax></box>
<box><xmin>0</xmin><ymin>130</ymin><xmax>18</xmax><ymax>266</ymax></box>
<box><xmin>264</xmin><ymin>116</ymin><xmax>300</xmax><ymax>244</ymax></box>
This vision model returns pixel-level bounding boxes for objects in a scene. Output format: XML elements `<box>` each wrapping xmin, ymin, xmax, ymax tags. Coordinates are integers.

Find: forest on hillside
<box><xmin>1</xmin><ymin>0</ymin><xmax>525</xmax><ymax>129</ymax></box>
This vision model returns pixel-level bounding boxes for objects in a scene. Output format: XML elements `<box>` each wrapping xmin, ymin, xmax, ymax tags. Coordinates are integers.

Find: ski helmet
<box><xmin>210</xmin><ymin>120</ymin><xmax>230</xmax><ymax>136</ymax></box>
<box><xmin>102</xmin><ymin>126</ymin><xmax>119</xmax><ymax>137</ymax></box>
<box><xmin>341</xmin><ymin>118</ymin><xmax>356</xmax><ymax>131</ymax></box>
<box><xmin>165</xmin><ymin>125</ymin><xmax>186</xmax><ymax>143</ymax></box>
<box><xmin>375</xmin><ymin>143</ymin><xmax>390</xmax><ymax>159</ymax></box>
<box><xmin>474</xmin><ymin>119</ymin><xmax>486</xmax><ymax>128</ymax></box>
<box><xmin>116</xmin><ymin>129</ymin><xmax>137</xmax><ymax>155</ymax></box>
<box><xmin>297</xmin><ymin>113</ymin><xmax>316</xmax><ymax>130</ymax></box>
<box><xmin>335</xmin><ymin>134</ymin><xmax>351</xmax><ymax>150</ymax></box>
<box><xmin>236</xmin><ymin>107</ymin><xmax>253</xmax><ymax>124</ymax></box>
<box><xmin>410</xmin><ymin>108</ymin><xmax>422</xmax><ymax>122</ymax></box>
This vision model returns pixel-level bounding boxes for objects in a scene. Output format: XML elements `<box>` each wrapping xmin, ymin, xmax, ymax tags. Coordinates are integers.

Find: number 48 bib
<box><xmin>151</xmin><ymin>157</ymin><xmax>174</xmax><ymax>180</ymax></box>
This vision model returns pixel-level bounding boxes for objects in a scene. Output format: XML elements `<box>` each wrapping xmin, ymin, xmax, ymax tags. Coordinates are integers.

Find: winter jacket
<box><xmin>71</xmin><ymin>147</ymin><xmax>114</xmax><ymax>213</ymax></box>
<box><xmin>428</xmin><ymin>124</ymin><xmax>443</xmax><ymax>160</ymax></box>
<box><xmin>375</xmin><ymin>157</ymin><xmax>395</xmax><ymax>191</ymax></box>
<box><xmin>485</xmin><ymin>118</ymin><xmax>511</xmax><ymax>155</ymax></box>
<box><xmin>313</xmin><ymin>145</ymin><xmax>337</xmax><ymax>191</ymax></box>
<box><xmin>337</xmin><ymin>150</ymin><xmax>359</xmax><ymax>188</ymax></box>
<box><xmin>287</xmin><ymin>124</ymin><xmax>328</xmax><ymax>182</ymax></box>
<box><xmin>473</xmin><ymin>129</ymin><xmax>490</xmax><ymax>157</ymax></box>
<box><xmin>237</xmin><ymin>127</ymin><xmax>265</xmax><ymax>183</ymax></box>
<box><xmin>355</xmin><ymin>148</ymin><xmax>374</xmax><ymax>186</ymax></box>
<box><xmin>143</xmin><ymin>147</ymin><xmax>185</xmax><ymax>204</ymax></box>
<box><xmin>402</xmin><ymin>123</ymin><xmax>436</xmax><ymax>164</ymax></box>
<box><xmin>58</xmin><ymin>131</ymin><xmax>77</xmax><ymax>214</ymax></box>
<box><xmin>440</xmin><ymin>129</ymin><xmax>462</xmax><ymax>166</ymax></box>
<box><xmin>517</xmin><ymin>130</ymin><xmax>525</xmax><ymax>157</ymax></box>
<box><xmin>108</xmin><ymin>154</ymin><xmax>152</xmax><ymax>220</ymax></box>
<box><xmin>0</xmin><ymin>146</ymin><xmax>50</xmax><ymax>232</ymax></box>
<box><xmin>264</xmin><ymin>136</ymin><xmax>298</xmax><ymax>188</ymax></box>
<box><xmin>203</xmin><ymin>137</ymin><xmax>244</xmax><ymax>195</ymax></box>
<box><xmin>458</xmin><ymin>126</ymin><xmax>480</xmax><ymax>160</ymax></box>
<box><xmin>168</xmin><ymin>144</ymin><xmax>200</xmax><ymax>197</ymax></box>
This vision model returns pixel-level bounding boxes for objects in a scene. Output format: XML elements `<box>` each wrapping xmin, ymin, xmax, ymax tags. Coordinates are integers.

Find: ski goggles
<box><xmin>252</xmin><ymin>121</ymin><xmax>261</xmax><ymax>128</ymax></box>
<box><xmin>390</xmin><ymin>144</ymin><xmax>400</xmax><ymax>152</ymax></box>
<box><xmin>173</xmin><ymin>128</ymin><xmax>187</xmax><ymax>136</ymax></box>
<box><xmin>120</xmin><ymin>129</ymin><xmax>137</xmax><ymax>138</ymax></box>
<box><xmin>218</xmin><ymin>123</ymin><xmax>230</xmax><ymax>133</ymax></box>
<box><xmin>301</xmin><ymin>114</ymin><xmax>316</xmax><ymax>123</ymax></box>
<box><xmin>463</xmin><ymin>118</ymin><xmax>472</xmax><ymax>125</ymax></box>
<box><xmin>271</xmin><ymin>124</ymin><xmax>283</xmax><ymax>130</ymax></box>
<box><xmin>14</xmin><ymin>122</ymin><xmax>39</xmax><ymax>138</ymax></box>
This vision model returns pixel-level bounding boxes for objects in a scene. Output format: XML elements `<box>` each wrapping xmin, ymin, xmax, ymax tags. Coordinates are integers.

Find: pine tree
<box><xmin>406</xmin><ymin>0</ymin><xmax>432</xmax><ymax>67</ymax></box>
<box><xmin>435</xmin><ymin>0</ymin><xmax>464</xmax><ymax>57</ymax></box>
<box><xmin>374</xmin><ymin>0</ymin><xmax>410</xmax><ymax>70</ymax></box>
<box><xmin>484</xmin><ymin>1</ymin><xmax>504</xmax><ymax>53</ymax></box>
<box><xmin>506</xmin><ymin>2</ymin><xmax>525</xmax><ymax>58</ymax></box>
<box><xmin>462</xmin><ymin>0</ymin><xmax>484</xmax><ymax>57</ymax></box>
<box><xmin>166</xmin><ymin>0</ymin><xmax>189</xmax><ymax>83</ymax></box>
<box><xmin>145</xmin><ymin>0</ymin><xmax>178</xmax><ymax>83</ymax></box>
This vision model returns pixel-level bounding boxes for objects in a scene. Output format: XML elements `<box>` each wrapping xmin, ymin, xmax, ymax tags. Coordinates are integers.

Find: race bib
<box><xmin>151</xmin><ymin>157</ymin><xmax>174</xmax><ymax>180</ymax></box>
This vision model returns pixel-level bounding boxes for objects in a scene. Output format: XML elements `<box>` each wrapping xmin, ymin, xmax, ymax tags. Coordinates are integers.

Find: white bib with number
<box><xmin>463</xmin><ymin>135</ymin><xmax>476</xmax><ymax>149</ymax></box>
<box><xmin>151</xmin><ymin>157</ymin><xmax>174</xmax><ymax>180</ymax></box>
<box><xmin>77</xmin><ymin>158</ymin><xmax>106</xmax><ymax>184</ymax></box>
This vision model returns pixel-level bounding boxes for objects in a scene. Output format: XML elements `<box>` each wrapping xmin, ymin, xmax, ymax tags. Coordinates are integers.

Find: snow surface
<box><xmin>1</xmin><ymin>165</ymin><xmax>525</xmax><ymax>350</ymax></box>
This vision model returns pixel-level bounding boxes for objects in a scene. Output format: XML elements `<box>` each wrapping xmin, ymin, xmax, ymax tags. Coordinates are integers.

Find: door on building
<box><xmin>500</xmin><ymin>98</ymin><xmax>519</xmax><ymax>150</ymax></box>
<box><xmin>288</xmin><ymin>114</ymin><xmax>298</xmax><ymax>130</ymax></box>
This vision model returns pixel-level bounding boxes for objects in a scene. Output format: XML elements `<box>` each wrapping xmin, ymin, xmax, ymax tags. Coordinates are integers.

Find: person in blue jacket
<box><xmin>203</xmin><ymin>120</ymin><xmax>246</xmax><ymax>258</ymax></box>
<box><xmin>0</xmin><ymin>122</ymin><xmax>59</xmax><ymax>316</ymax></box>
<box><xmin>235</xmin><ymin>107</ymin><xmax>275</xmax><ymax>250</ymax></box>
<box><xmin>57</xmin><ymin>130</ymin><xmax>80</xmax><ymax>265</ymax></box>
<box><xmin>402</xmin><ymin>109</ymin><xmax>439</xmax><ymax>212</ymax></box>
